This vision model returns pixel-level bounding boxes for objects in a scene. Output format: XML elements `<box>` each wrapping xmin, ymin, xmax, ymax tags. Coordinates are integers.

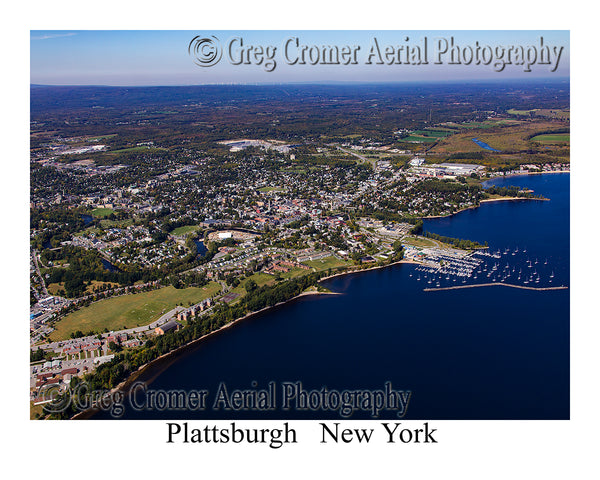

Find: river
<box><xmin>472</xmin><ymin>137</ymin><xmax>500</xmax><ymax>152</ymax></box>
<box><xmin>93</xmin><ymin>173</ymin><xmax>569</xmax><ymax>420</ymax></box>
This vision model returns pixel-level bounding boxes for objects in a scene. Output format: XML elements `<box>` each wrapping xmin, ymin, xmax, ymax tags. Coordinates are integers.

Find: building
<box><xmin>155</xmin><ymin>321</ymin><xmax>181</xmax><ymax>336</ymax></box>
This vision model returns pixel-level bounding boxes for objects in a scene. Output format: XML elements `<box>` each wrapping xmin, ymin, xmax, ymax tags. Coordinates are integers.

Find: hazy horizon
<box><xmin>31</xmin><ymin>30</ymin><xmax>570</xmax><ymax>86</ymax></box>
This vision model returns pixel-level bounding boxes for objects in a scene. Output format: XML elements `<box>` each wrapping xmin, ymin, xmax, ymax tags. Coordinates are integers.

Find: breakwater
<box><xmin>424</xmin><ymin>282</ymin><xmax>568</xmax><ymax>292</ymax></box>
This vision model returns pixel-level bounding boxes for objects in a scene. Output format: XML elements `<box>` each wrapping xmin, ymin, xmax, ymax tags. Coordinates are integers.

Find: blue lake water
<box><xmin>95</xmin><ymin>173</ymin><xmax>569</xmax><ymax>420</ymax></box>
<box><xmin>194</xmin><ymin>239</ymin><xmax>207</xmax><ymax>257</ymax></box>
<box><xmin>472</xmin><ymin>137</ymin><xmax>500</xmax><ymax>152</ymax></box>
<box><xmin>101</xmin><ymin>258</ymin><xmax>120</xmax><ymax>272</ymax></box>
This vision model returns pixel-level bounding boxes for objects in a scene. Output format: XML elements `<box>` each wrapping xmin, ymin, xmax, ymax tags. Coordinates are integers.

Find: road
<box><xmin>31</xmin><ymin>249</ymin><xmax>49</xmax><ymax>297</ymax></box>
<box><xmin>336</xmin><ymin>146</ymin><xmax>377</xmax><ymax>168</ymax></box>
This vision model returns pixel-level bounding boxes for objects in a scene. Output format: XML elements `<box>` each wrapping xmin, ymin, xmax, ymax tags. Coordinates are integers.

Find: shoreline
<box><xmin>317</xmin><ymin>258</ymin><xmax>418</xmax><ymax>283</ymax></box>
<box><xmin>424</xmin><ymin>170</ymin><xmax>568</xmax><ymax>220</ymax></box>
<box><xmin>422</xmin><ymin>198</ymin><xmax>537</xmax><ymax>220</ymax></box>
<box><xmin>72</xmin><ymin>286</ymin><xmax>347</xmax><ymax>419</ymax></box>
<box><xmin>487</xmin><ymin>170</ymin><xmax>569</xmax><ymax>181</ymax></box>
<box><xmin>72</xmin><ymin>259</ymin><xmax>417</xmax><ymax>419</ymax></box>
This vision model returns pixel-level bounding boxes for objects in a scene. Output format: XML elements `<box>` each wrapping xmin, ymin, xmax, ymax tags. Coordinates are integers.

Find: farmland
<box><xmin>531</xmin><ymin>134</ymin><xmax>570</xmax><ymax>143</ymax></box>
<box><xmin>507</xmin><ymin>108</ymin><xmax>570</xmax><ymax>119</ymax></box>
<box><xmin>430</xmin><ymin>120</ymin><xmax>569</xmax><ymax>155</ymax></box>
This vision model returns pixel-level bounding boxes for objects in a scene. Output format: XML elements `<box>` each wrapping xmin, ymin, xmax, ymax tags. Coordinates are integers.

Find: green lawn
<box><xmin>303</xmin><ymin>256</ymin><xmax>352</xmax><ymax>271</ymax></box>
<box><xmin>531</xmin><ymin>134</ymin><xmax>570</xmax><ymax>143</ymax></box>
<box><xmin>99</xmin><ymin>218</ymin><xmax>134</xmax><ymax>228</ymax></box>
<box><xmin>171</xmin><ymin>224</ymin><xmax>201</xmax><ymax>236</ymax></box>
<box><xmin>280</xmin><ymin>267</ymin><xmax>310</xmax><ymax>279</ymax></box>
<box><xmin>258</xmin><ymin>186</ymin><xmax>285</xmax><ymax>193</ymax></box>
<box><xmin>507</xmin><ymin>109</ymin><xmax>536</xmax><ymax>116</ymax></box>
<box><xmin>402</xmin><ymin>135</ymin><xmax>438</xmax><ymax>143</ymax></box>
<box><xmin>411</xmin><ymin>130</ymin><xmax>454</xmax><ymax>137</ymax></box>
<box><xmin>90</xmin><ymin>207</ymin><xmax>115</xmax><ymax>218</ymax></box>
<box><xmin>401</xmin><ymin>235</ymin><xmax>438</xmax><ymax>248</ymax></box>
<box><xmin>231</xmin><ymin>272</ymin><xmax>276</xmax><ymax>297</ymax></box>
<box><xmin>50</xmin><ymin>283</ymin><xmax>221</xmax><ymax>340</ymax></box>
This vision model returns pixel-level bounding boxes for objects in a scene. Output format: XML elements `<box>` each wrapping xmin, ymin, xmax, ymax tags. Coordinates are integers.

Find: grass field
<box><xmin>99</xmin><ymin>218</ymin><xmax>134</xmax><ymax>228</ymax></box>
<box><xmin>508</xmin><ymin>109</ymin><xmax>569</xmax><ymax>120</ymax></box>
<box><xmin>87</xmin><ymin>134</ymin><xmax>118</xmax><ymax>141</ymax></box>
<box><xmin>280</xmin><ymin>267</ymin><xmax>310</xmax><ymax>279</ymax></box>
<box><xmin>531</xmin><ymin>134</ymin><xmax>570</xmax><ymax>143</ymax></box>
<box><xmin>303</xmin><ymin>256</ymin><xmax>352</xmax><ymax>271</ymax></box>
<box><xmin>402</xmin><ymin>236</ymin><xmax>438</xmax><ymax>248</ymax></box>
<box><xmin>258</xmin><ymin>186</ymin><xmax>285</xmax><ymax>192</ymax></box>
<box><xmin>30</xmin><ymin>402</ymin><xmax>45</xmax><ymax>420</ymax></box>
<box><xmin>230</xmin><ymin>272</ymin><xmax>277</xmax><ymax>299</ymax></box>
<box><xmin>411</xmin><ymin>130</ymin><xmax>454</xmax><ymax>137</ymax></box>
<box><xmin>171</xmin><ymin>224</ymin><xmax>201</xmax><ymax>236</ymax></box>
<box><xmin>402</xmin><ymin>135</ymin><xmax>438</xmax><ymax>143</ymax></box>
<box><xmin>90</xmin><ymin>207</ymin><xmax>115</xmax><ymax>218</ymax></box>
<box><xmin>50</xmin><ymin>283</ymin><xmax>221</xmax><ymax>341</ymax></box>
<box><xmin>507</xmin><ymin>109</ymin><xmax>536</xmax><ymax>116</ymax></box>
<box><xmin>47</xmin><ymin>280</ymin><xmax>119</xmax><ymax>296</ymax></box>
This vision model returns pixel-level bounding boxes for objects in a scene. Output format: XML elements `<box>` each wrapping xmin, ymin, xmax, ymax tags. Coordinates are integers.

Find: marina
<box><xmin>410</xmin><ymin>245</ymin><xmax>561</xmax><ymax>290</ymax></box>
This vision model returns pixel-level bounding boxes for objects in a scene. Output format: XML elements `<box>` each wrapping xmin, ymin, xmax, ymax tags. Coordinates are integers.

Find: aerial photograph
<box><xmin>29</xmin><ymin>30</ymin><xmax>570</xmax><ymax>421</ymax></box>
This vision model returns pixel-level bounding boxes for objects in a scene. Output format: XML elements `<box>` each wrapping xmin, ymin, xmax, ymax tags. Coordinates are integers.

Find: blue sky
<box><xmin>30</xmin><ymin>30</ymin><xmax>569</xmax><ymax>85</ymax></box>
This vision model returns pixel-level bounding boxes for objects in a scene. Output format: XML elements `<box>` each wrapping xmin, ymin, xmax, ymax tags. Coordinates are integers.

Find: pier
<box><xmin>424</xmin><ymin>282</ymin><xmax>568</xmax><ymax>292</ymax></box>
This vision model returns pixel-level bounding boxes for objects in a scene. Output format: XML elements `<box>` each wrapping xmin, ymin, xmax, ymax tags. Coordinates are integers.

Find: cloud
<box><xmin>31</xmin><ymin>32</ymin><xmax>77</xmax><ymax>41</ymax></box>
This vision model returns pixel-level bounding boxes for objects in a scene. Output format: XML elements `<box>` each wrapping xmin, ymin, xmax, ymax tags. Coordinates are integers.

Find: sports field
<box><xmin>50</xmin><ymin>283</ymin><xmax>221</xmax><ymax>340</ymax></box>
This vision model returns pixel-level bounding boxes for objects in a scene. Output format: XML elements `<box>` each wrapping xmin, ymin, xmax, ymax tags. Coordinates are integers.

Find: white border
<box><xmin>5</xmin><ymin>1</ymin><xmax>598</xmax><ymax>478</ymax></box>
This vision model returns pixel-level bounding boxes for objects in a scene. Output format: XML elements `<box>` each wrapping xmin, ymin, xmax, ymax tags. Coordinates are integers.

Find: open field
<box><xmin>402</xmin><ymin>135</ymin><xmax>438</xmax><ymax>143</ymax></box>
<box><xmin>171</xmin><ymin>224</ymin><xmax>202</xmax><ymax>236</ymax></box>
<box><xmin>507</xmin><ymin>109</ymin><xmax>536</xmax><ymax>116</ymax></box>
<box><xmin>99</xmin><ymin>218</ymin><xmax>134</xmax><ymax>228</ymax></box>
<box><xmin>411</xmin><ymin>130</ymin><xmax>454</xmax><ymax>137</ymax></box>
<box><xmin>303</xmin><ymin>256</ymin><xmax>353</xmax><ymax>271</ymax></box>
<box><xmin>86</xmin><ymin>134</ymin><xmax>118</xmax><ymax>141</ymax></box>
<box><xmin>50</xmin><ymin>283</ymin><xmax>221</xmax><ymax>340</ymax></box>
<box><xmin>47</xmin><ymin>280</ymin><xmax>120</xmax><ymax>296</ymax></box>
<box><xmin>507</xmin><ymin>108</ymin><xmax>569</xmax><ymax>120</ymax></box>
<box><xmin>30</xmin><ymin>402</ymin><xmax>45</xmax><ymax>420</ymax></box>
<box><xmin>230</xmin><ymin>272</ymin><xmax>278</xmax><ymax>298</ymax></box>
<box><xmin>258</xmin><ymin>186</ymin><xmax>285</xmax><ymax>193</ymax></box>
<box><xmin>401</xmin><ymin>235</ymin><xmax>439</xmax><ymax>248</ymax></box>
<box><xmin>90</xmin><ymin>207</ymin><xmax>115</xmax><ymax>218</ymax></box>
<box><xmin>531</xmin><ymin>134</ymin><xmax>570</xmax><ymax>143</ymax></box>
<box><xmin>280</xmin><ymin>267</ymin><xmax>310</xmax><ymax>279</ymax></box>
